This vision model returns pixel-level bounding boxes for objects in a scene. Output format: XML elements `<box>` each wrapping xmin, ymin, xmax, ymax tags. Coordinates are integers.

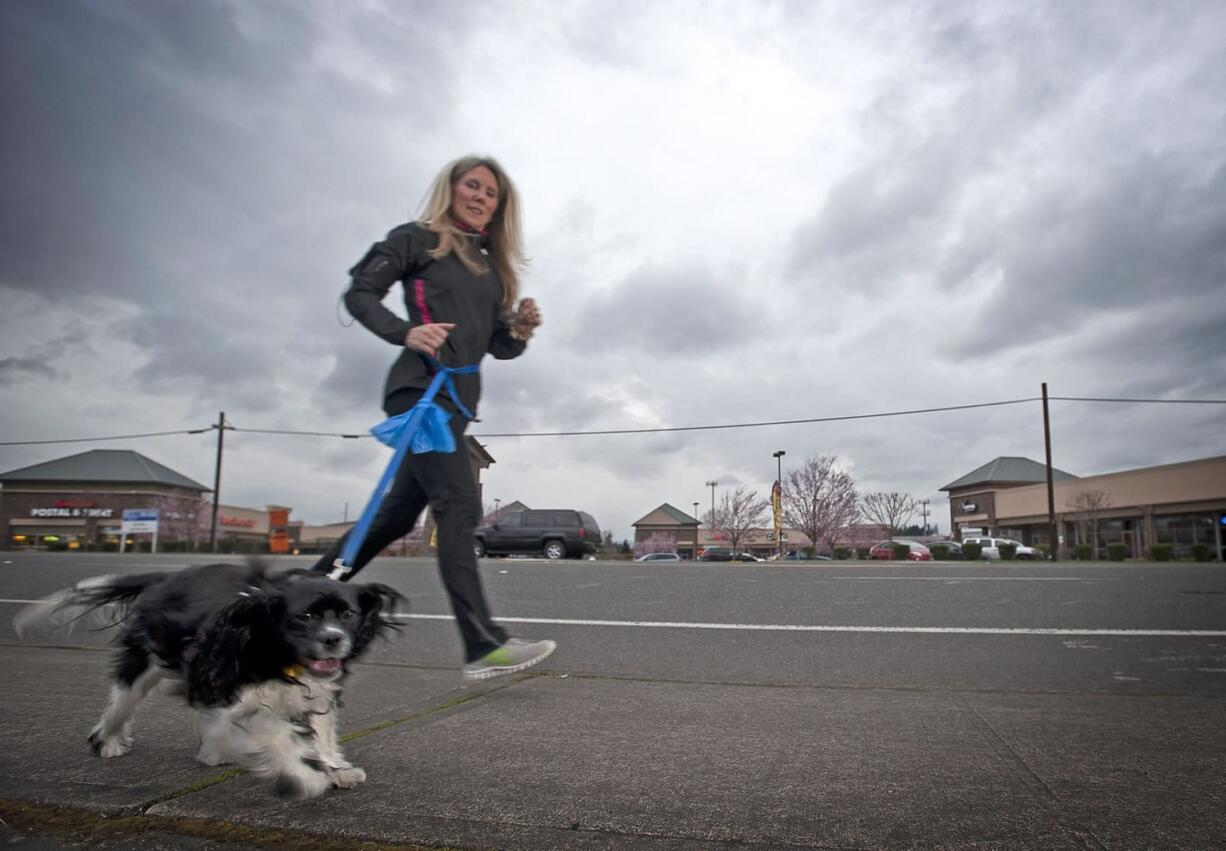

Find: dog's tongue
<box><xmin>308</xmin><ymin>658</ymin><xmax>341</xmax><ymax>674</ymax></box>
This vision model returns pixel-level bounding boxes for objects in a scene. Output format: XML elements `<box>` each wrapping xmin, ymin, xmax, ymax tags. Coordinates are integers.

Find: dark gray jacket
<box><xmin>344</xmin><ymin>222</ymin><xmax>526</xmax><ymax>416</ymax></box>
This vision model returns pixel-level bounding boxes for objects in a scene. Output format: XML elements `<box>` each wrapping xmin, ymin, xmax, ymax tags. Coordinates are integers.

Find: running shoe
<box><xmin>462</xmin><ymin>638</ymin><xmax>557</xmax><ymax>681</ymax></box>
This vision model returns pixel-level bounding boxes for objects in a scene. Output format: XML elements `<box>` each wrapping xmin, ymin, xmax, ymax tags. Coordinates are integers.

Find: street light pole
<box><xmin>773</xmin><ymin>450</ymin><xmax>786</xmax><ymax>560</ymax></box>
<box><xmin>693</xmin><ymin>501</ymin><xmax>700</xmax><ymax>560</ymax></box>
<box><xmin>705</xmin><ymin>480</ymin><xmax>717</xmax><ymax>523</ymax></box>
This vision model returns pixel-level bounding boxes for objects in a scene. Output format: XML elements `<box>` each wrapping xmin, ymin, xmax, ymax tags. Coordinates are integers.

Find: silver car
<box><xmin>963</xmin><ymin>536</ymin><xmax>1040</xmax><ymax>560</ymax></box>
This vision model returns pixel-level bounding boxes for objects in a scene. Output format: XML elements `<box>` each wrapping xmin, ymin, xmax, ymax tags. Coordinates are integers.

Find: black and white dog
<box><xmin>14</xmin><ymin>563</ymin><xmax>401</xmax><ymax>799</ymax></box>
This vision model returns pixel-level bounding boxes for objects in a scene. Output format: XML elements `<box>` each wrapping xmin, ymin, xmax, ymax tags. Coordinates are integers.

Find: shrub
<box><xmin>1192</xmin><ymin>543</ymin><xmax>1212</xmax><ymax>562</ymax></box>
<box><xmin>1106</xmin><ymin>543</ymin><xmax>1127</xmax><ymax>561</ymax></box>
<box><xmin>856</xmin><ymin>547</ymin><xmax>870</xmax><ymax>560</ymax></box>
<box><xmin>962</xmin><ymin>542</ymin><xmax>983</xmax><ymax>560</ymax></box>
<box><xmin>891</xmin><ymin>543</ymin><xmax>910</xmax><ymax>560</ymax></box>
<box><xmin>1149</xmin><ymin>544</ymin><xmax>1174</xmax><ymax>562</ymax></box>
<box><xmin>1036</xmin><ymin>546</ymin><xmax>1050</xmax><ymax>561</ymax></box>
<box><xmin>833</xmin><ymin>547</ymin><xmax>852</xmax><ymax>560</ymax></box>
<box><xmin>929</xmin><ymin>544</ymin><xmax>950</xmax><ymax>560</ymax></box>
<box><xmin>999</xmin><ymin>542</ymin><xmax>1017</xmax><ymax>561</ymax></box>
<box><xmin>1073</xmin><ymin>544</ymin><xmax>1094</xmax><ymax>561</ymax></box>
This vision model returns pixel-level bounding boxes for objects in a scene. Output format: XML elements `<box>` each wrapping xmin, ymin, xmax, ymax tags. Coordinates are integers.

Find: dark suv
<box><xmin>474</xmin><ymin>510</ymin><xmax>601</xmax><ymax>560</ymax></box>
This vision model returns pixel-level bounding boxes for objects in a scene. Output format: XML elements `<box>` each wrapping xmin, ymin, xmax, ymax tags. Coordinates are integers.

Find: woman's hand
<box><xmin>511</xmin><ymin>298</ymin><xmax>541</xmax><ymax>339</ymax></box>
<box><xmin>405</xmin><ymin>322</ymin><xmax>456</xmax><ymax>356</ymax></box>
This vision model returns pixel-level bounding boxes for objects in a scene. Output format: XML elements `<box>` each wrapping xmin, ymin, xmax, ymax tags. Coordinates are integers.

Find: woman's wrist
<box><xmin>509</xmin><ymin>324</ymin><xmax>533</xmax><ymax>342</ymax></box>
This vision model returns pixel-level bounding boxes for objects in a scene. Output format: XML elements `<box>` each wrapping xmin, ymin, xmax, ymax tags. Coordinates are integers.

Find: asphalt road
<box><xmin>4</xmin><ymin>552</ymin><xmax>1225</xmax><ymax>696</ymax></box>
<box><xmin>2</xmin><ymin>552</ymin><xmax>1225</xmax><ymax>849</ymax></box>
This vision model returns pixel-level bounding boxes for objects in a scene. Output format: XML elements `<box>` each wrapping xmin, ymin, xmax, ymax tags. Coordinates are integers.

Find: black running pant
<box><xmin>311</xmin><ymin>390</ymin><xmax>509</xmax><ymax>662</ymax></box>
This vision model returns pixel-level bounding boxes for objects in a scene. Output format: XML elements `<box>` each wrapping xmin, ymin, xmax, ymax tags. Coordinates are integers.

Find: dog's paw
<box><xmin>331</xmin><ymin>766</ymin><xmax>366</xmax><ymax>788</ymax></box>
<box><xmin>272</xmin><ymin>767</ymin><xmax>332</xmax><ymax>800</ymax></box>
<box><xmin>195</xmin><ymin>746</ymin><xmax>231</xmax><ymax>767</ymax></box>
<box><xmin>88</xmin><ymin>728</ymin><xmax>132</xmax><ymax>758</ymax></box>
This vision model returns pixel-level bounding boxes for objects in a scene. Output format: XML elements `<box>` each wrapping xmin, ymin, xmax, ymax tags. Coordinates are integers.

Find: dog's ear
<box><xmin>352</xmin><ymin>583</ymin><xmax>405</xmax><ymax>653</ymax></box>
<box><xmin>186</xmin><ymin>590</ymin><xmax>286</xmax><ymax>707</ymax></box>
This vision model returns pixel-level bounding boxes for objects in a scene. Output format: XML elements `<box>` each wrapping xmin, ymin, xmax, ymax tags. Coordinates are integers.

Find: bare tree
<box><xmin>783</xmin><ymin>455</ymin><xmax>858</xmax><ymax>555</ymax></box>
<box><xmin>636</xmin><ymin>531</ymin><xmax>677</xmax><ymax>557</ymax></box>
<box><xmin>150</xmin><ymin>491</ymin><xmax>206</xmax><ymax>550</ymax></box>
<box><xmin>1065</xmin><ymin>488</ymin><xmax>1112</xmax><ymax>558</ymax></box>
<box><xmin>859</xmin><ymin>492</ymin><xmax>916</xmax><ymax>538</ymax></box>
<box><xmin>710</xmin><ymin>486</ymin><xmax>770</xmax><ymax>554</ymax></box>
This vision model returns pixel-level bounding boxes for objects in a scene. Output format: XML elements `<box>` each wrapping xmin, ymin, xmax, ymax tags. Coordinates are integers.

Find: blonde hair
<box><xmin>418</xmin><ymin>155</ymin><xmax>525</xmax><ymax>311</ymax></box>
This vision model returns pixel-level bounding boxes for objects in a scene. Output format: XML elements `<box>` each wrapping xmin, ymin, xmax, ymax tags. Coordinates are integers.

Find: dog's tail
<box><xmin>13</xmin><ymin>572</ymin><xmax>169</xmax><ymax>639</ymax></box>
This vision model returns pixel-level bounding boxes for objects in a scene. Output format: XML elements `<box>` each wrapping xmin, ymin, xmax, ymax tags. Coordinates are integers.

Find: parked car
<box><xmin>698</xmin><ymin>546</ymin><xmax>734</xmax><ymax>561</ymax></box>
<box><xmin>474</xmin><ymin>509</ymin><xmax>601</xmax><ymax>560</ymax></box>
<box><xmin>868</xmin><ymin>539</ymin><xmax>933</xmax><ymax>561</ymax></box>
<box><xmin>733</xmin><ymin>552</ymin><xmax>764</xmax><ymax>562</ymax></box>
<box><xmin>927</xmin><ymin>540</ymin><xmax>963</xmax><ymax>559</ymax></box>
<box><xmin>768</xmin><ymin>551</ymin><xmax>829</xmax><ymax>561</ymax></box>
<box><xmin>962</xmin><ymin>536</ymin><xmax>1040</xmax><ymax>560</ymax></box>
<box><xmin>636</xmin><ymin>551</ymin><xmax>682</xmax><ymax>562</ymax></box>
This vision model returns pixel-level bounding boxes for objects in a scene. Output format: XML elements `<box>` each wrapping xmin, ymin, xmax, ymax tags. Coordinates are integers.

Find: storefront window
<box><xmin>1155</xmin><ymin>514</ymin><xmax>1215</xmax><ymax>559</ymax></box>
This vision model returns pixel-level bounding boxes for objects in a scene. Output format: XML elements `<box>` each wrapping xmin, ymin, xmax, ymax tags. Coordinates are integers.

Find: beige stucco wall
<box><xmin>995</xmin><ymin>456</ymin><xmax>1226</xmax><ymax>521</ymax></box>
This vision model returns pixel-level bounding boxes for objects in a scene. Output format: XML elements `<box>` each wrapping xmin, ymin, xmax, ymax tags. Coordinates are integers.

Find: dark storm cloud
<box><xmin>568</xmin><ymin>262</ymin><xmax>768</xmax><ymax>356</ymax></box>
<box><xmin>0</xmin><ymin>0</ymin><xmax>463</xmax><ymax>301</ymax></box>
<box><xmin>0</xmin><ymin>358</ymin><xmax>60</xmax><ymax>385</ymax></box>
<box><xmin>945</xmin><ymin>156</ymin><xmax>1226</xmax><ymax>357</ymax></box>
<box><xmin>316</xmin><ymin>337</ymin><xmax>395</xmax><ymax>414</ymax></box>
<box><xmin>787</xmin><ymin>1</ymin><xmax>1226</xmax><ymax>373</ymax></box>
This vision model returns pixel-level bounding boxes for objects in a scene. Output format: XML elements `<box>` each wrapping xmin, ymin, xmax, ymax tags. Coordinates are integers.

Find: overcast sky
<box><xmin>2</xmin><ymin>0</ymin><xmax>1224</xmax><ymax>541</ymax></box>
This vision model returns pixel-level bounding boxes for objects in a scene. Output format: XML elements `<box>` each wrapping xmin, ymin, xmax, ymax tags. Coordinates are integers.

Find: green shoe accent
<box><xmin>478</xmin><ymin>647</ymin><xmax>513</xmax><ymax>666</ymax></box>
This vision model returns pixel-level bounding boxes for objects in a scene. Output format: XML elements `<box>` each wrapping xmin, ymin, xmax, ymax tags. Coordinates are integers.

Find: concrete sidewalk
<box><xmin>2</xmin><ymin>641</ymin><xmax>1224</xmax><ymax>850</ymax></box>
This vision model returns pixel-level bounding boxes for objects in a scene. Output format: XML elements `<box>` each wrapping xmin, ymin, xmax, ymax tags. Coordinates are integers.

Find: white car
<box><xmin>636</xmin><ymin>551</ymin><xmax>682</xmax><ymax>562</ymax></box>
<box><xmin>963</xmin><ymin>536</ymin><xmax>1041</xmax><ymax>560</ymax></box>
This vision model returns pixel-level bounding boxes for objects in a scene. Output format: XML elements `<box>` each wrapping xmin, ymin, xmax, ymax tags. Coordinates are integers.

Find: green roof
<box><xmin>0</xmin><ymin>449</ymin><xmax>210</xmax><ymax>492</ymax></box>
<box><xmin>633</xmin><ymin>503</ymin><xmax>698</xmax><ymax>526</ymax></box>
<box><xmin>941</xmin><ymin>456</ymin><xmax>1077</xmax><ymax>491</ymax></box>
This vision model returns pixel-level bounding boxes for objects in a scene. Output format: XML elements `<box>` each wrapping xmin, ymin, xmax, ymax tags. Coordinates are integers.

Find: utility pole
<box><xmin>1042</xmin><ymin>382</ymin><xmax>1058</xmax><ymax>560</ymax></box>
<box><xmin>920</xmin><ymin>499</ymin><xmax>930</xmax><ymax>534</ymax></box>
<box><xmin>773</xmin><ymin>450</ymin><xmax>786</xmax><ymax>560</ymax></box>
<box><xmin>208</xmin><ymin>411</ymin><xmax>228</xmax><ymax>553</ymax></box>
<box><xmin>705</xmin><ymin>480</ymin><xmax>718</xmax><ymax>523</ymax></box>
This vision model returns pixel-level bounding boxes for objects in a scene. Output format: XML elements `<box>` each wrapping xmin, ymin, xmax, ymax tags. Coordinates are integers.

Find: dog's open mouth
<box><xmin>307</xmin><ymin>658</ymin><xmax>342</xmax><ymax>675</ymax></box>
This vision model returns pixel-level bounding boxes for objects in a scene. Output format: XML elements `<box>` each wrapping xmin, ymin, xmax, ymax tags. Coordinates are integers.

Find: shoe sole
<box><xmin>462</xmin><ymin>641</ymin><xmax>557</xmax><ymax>681</ymax></box>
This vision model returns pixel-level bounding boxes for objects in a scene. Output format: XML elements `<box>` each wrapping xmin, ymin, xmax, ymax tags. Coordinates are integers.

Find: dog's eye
<box><xmin>339</xmin><ymin>609</ymin><xmax>356</xmax><ymax>623</ymax></box>
<box><xmin>297</xmin><ymin>612</ymin><xmax>319</xmax><ymax>623</ymax></box>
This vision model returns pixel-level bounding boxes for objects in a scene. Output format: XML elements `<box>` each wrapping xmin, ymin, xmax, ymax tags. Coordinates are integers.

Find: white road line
<box><xmin>392</xmin><ymin>613</ymin><xmax>1226</xmax><ymax>637</ymax></box>
<box><xmin>831</xmin><ymin>576</ymin><xmax>1113</xmax><ymax>582</ymax></box>
<box><xmin>2</xmin><ymin>599</ymin><xmax>1220</xmax><ymax>637</ymax></box>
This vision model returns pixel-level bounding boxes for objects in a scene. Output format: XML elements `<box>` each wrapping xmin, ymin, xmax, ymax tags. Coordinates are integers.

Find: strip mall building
<box><xmin>942</xmin><ymin>455</ymin><xmax>1226</xmax><ymax>560</ymax></box>
<box><xmin>0</xmin><ymin>443</ymin><xmax>494</xmax><ymax>553</ymax></box>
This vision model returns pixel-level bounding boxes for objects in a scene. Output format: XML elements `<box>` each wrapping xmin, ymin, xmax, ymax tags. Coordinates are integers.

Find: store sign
<box><xmin>959</xmin><ymin>500</ymin><xmax>978</xmax><ymax>513</ymax></box>
<box><xmin>122</xmin><ymin>508</ymin><xmax>160</xmax><ymax>535</ymax></box>
<box><xmin>30</xmin><ymin>507</ymin><xmax>114</xmax><ymax>518</ymax></box>
<box><xmin>53</xmin><ymin>499</ymin><xmax>96</xmax><ymax>509</ymax></box>
<box><xmin>268</xmin><ymin>508</ymin><xmax>290</xmax><ymax>554</ymax></box>
<box><xmin>220</xmin><ymin>515</ymin><xmax>257</xmax><ymax>528</ymax></box>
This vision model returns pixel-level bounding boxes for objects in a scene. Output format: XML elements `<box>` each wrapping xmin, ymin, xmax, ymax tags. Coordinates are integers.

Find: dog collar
<box><xmin>283</xmin><ymin>664</ymin><xmax>304</xmax><ymax>680</ymax></box>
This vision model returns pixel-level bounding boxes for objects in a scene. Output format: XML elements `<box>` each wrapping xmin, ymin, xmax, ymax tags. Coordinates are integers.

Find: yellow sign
<box><xmin>771</xmin><ymin>481</ymin><xmax>782</xmax><ymax>535</ymax></box>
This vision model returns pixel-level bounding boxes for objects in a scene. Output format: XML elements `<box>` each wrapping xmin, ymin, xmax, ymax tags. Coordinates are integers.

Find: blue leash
<box><xmin>330</xmin><ymin>357</ymin><xmax>478</xmax><ymax>579</ymax></box>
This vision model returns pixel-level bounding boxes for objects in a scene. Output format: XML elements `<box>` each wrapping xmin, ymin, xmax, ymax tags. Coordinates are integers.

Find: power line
<box><xmin>0</xmin><ymin>427</ymin><xmax>213</xmax><ymax>447</ymax></box>
<box><xmin>230</xmin><ymin>427</ymin><xmax>368</xmax><ymax>439</ymax></box>
<box><xmin>3</xmin><ymin>394</ymin><xmax>1224</xmax><ymax>447</ymax></box>
<box><xmin>1050</xmin><ymin>396</ymin><xmax>1226</xmax><ymax>404</ymax></box>
<box><xmin>470</xmin><ymin>397</ymin><xmax>1043</xmax><ymax>438</ymax></box>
